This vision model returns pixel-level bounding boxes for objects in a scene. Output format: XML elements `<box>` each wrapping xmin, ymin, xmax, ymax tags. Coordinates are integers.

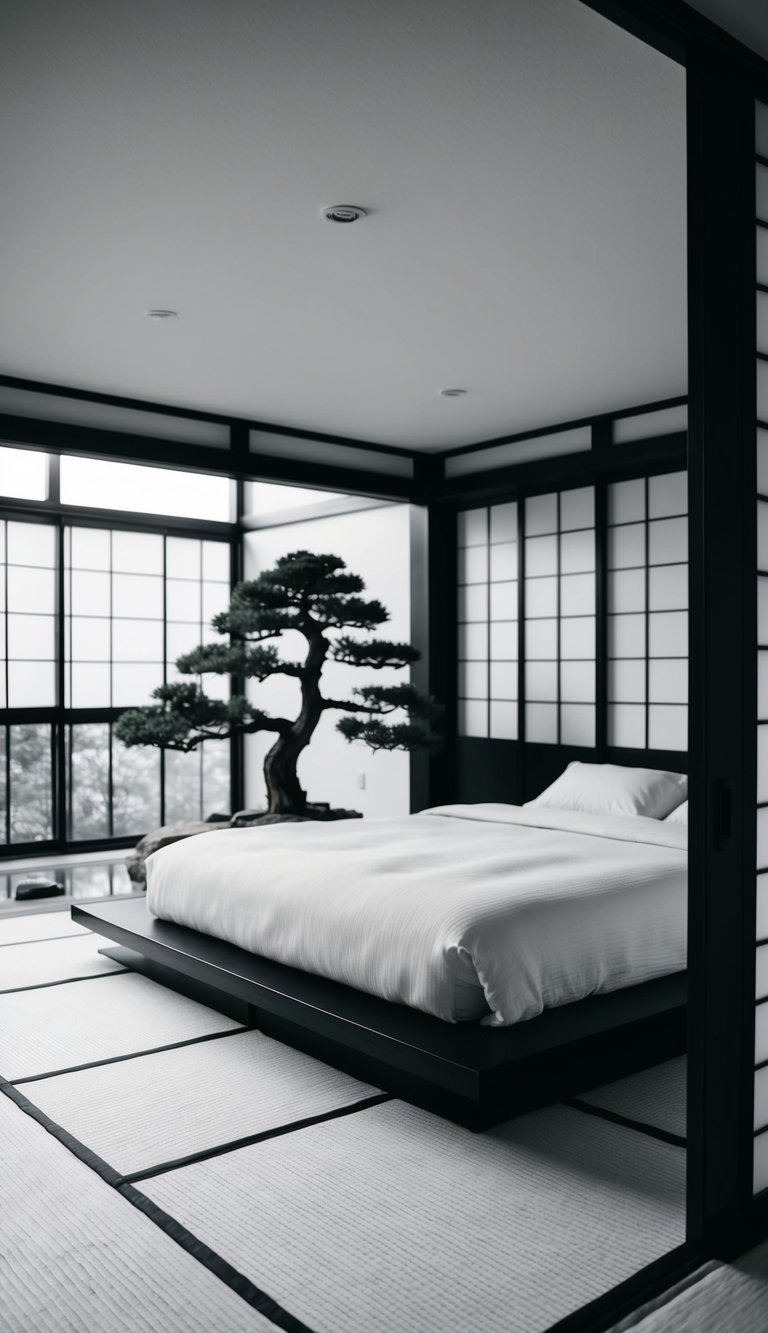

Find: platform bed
<box><xmin>73</xmin><ymin>896</ymin><xmax>686</xmax><ymax>1129</ymax></box>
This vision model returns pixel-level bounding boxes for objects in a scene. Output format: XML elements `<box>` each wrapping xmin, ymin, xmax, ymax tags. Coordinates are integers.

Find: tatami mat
<box><xmin>0</xmin><ymin>909</ymin><xmax>87</xmax><ymax>946</ymax></box>
<box><xmin>0</xmin><ymin>1090</ymin><xmax>277</xmax><ymax>1333</ymax></box>
<box><xmin>0</xmin><ymin>972</ymin><xmax>242</xmax><ymax>1081</ymax></box>
<box><xmin>0</xmin><ymin>933</ymin><xmax>124</xmax><ymax>991</ymax></box>
<box><xmin>29</xmin><ymin>1028</ymin><xmax>379</xmax><ymax>1176</ymax></box>
<box><xmin>609</xmin><ymin>1241</ymin><xmax>768</xmax><ymax>1332</ymax></box>
<box><xmin>578</xmin><ymin>1056</ymin><xmax>686</xmax><ymax>1139</ymax></box>
<box><xmin>141</xmin><ymin>1098</ymin><xmax>686</xmax><ymax>1333</ymax></box>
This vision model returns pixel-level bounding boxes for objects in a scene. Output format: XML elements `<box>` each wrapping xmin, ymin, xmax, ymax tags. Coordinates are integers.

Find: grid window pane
<box><xmin>561</xmin><ymin>661</ymin><xmax>595</xmax><ymax>703</ymax></box>
<box><xmin>608</xmin><ymin>524</ymin><xmax>645</xmax><ymax>570</ymax></box>
<box><xmin>7</xmin><ymin>521</ymin><xmax>56</xmax><ymax>567</ymax></box>
<box><xmin>70</xmin><ymin>569</ymin><xmax>110</xmax><ymax>616</ymax></box>
<box><xmin>526</xmin><ymin>493</ymin><xmax>558</xmax><ymax>536</ymax></box>
<box><xmin>458</xmin><ymin>662</ymin><xmax>488</xmax><ymax>699</ymax></box>
<box><xmin>489</xmin><ymin>543</ymin><xmax>517</xmax><ymax>582</ymax></box>
<box><xmin>526</xmin><ymin>703</ymin><xmax>558</xmax><ymax>743</ymax></box>
<box><xmin>203</xmin><ymin>541</ymin><xmax>230</xmax><ymax>583</ymax></box>
<box><xmin>608</xmin><ymin>703</ymin><xmax>646</xmax><ymax>748</ymax></box>
<box><xmin>459</xmin><ymin>545</ymin><xmax>488</xmax><ymax>585</ymax></box>
<box><xmin>608</xmin><ymin>479</ymin><xmax>646</xmax><ymax>525</ymax></box>
<box><xmin>457</xmin><ymin>509</ymin><xmax>487</xmax><ymax>547</ymax></box>
<box><xmin>70</xmin><ymin>663</ymin><xmax>111</xmax><ymax>709</ymax></box>
<box><xmin>649</xmin><ymin>611</ymin><xmax>688</xmax><ymax>658</ymax></box>
<box><xmin>458</xmin><ymin>699</ymin><xmax>488</xmax><ymax>738</ymax></box>
<box><xmin>526</xmin><ymin>619</ymin><xmax>558</xmax><ymax>659</ymax></box>
<box><xmin>525</xmin><ymin>535</ymin><xmax>558</xmax><ymax>577</ymax></box>
<box><xmin>112</xmin><ymin>619</ymin><xmax>164</xmax><ymax>663</ymax></box>
<box><xmin>112</xmin><ymin>739</ymin><xmax>161</xmax><ymax>837</ymax></box>
<box><xmin>490</xmin><ymin>622</ymin><xmax>517</xmax><ymax>660</ymax></box>
<box><xmin>166</xmin><ymin>537</ymin><xmax>201</xmax><ymax>579</ymax></box>
<box><xmin>608</xmin><ymin>569</ymin><xmax>645</xmax><ymax>613</ymax></box>
<box><xmin>489</xmin><ymin>582</ymin><xmax>517</xmax><ymax>622</ymax></box>
<box><xmin>490</xmin><ymin>701</ymin><xmax>517</xmax><ymax>740</ymax></box>
<box><xmin>560</xmin><ymin>573</ymin><xmax>595</xmax><ymax>617</ymax></box>
<box><xmin>112</xmin><ymin>530</ymin><xmax>164</xmax><ymax>575</ymax></box>
<box><xmin>69</xmin><ymin>724</ymin><xmax>110</xmax><ymax>840</ymax></box>
<box><xmin>165</xmin><ymin>747</ymin><xmax>202</xmax><ymax>824</ymax></box>
<box><xmin>7</xmin><ymin>613</ymin><xmax>54</xmax><ymax>659</ymax></box>
<box><xmin>9</xmin><ymin>723</ymin><xmax>53</xmax><ymax>842</ymax></box>
<box><xmin>561</xmin><ymin>704</ymin><xmax>595</xmax><ymax>747</ymax></box>
<box><xmin>71</xmin><ymin>617</ymin><xmax>110</xmax><ymax>661</ymax></box>
<box><xmin>561</xmin><ymin>617</ymin><xmax>595</xmax><ymax>659</ymax></box>
<box><xmin>560</xmin><ymin>487</ymin><xmax>594</xmax><ymax>531</ymax></box>
<box><xmin>560</xmin><ymin>529</ymin><xmax>595</xmax><ymax>573</ymax></box>
<box><xmin>112</xmin><ymin>573</ymin><xmax>164</xmax><ymax>620</ymax></box>
<box><xmin>608</xmin><ymin>613</ymin><xmax>646</xmax><ymax>658</ymax></box>
<box><xmin>202</xmin><ymin>582</ymin><xmax>230</xmax><ymax>622</ymax></box>
<box><xmin>649</xmin><ymin>704</ymin><xmax>687</xmax><ymax>751</ymax></box>
<box><xmin>8</xmin><ymin>565</ymin><xmax>56</xmax><ymax>614</ymax></box>
<box><xmin>490</xmin><ymin>502</ymin><xmax>517</xmax><ymax>544</ymax></box>
<box><xmin>608</xmin><ymin>659</ymin><xmax>646</xmax><ymax>703</ymax></box>
<box><xmin>649</xmin><ymin>517</ymin><xmax>688</xmax><ymax>565</ymax></box>
<box><xmin>649</xmin><ymin>565</ymin><xmax>688</xmax><ymax>611</ymax></box>
<box><xmin>490</xmin><ymin>663</ymin><xmax>517</xmax><ymax>700</ymax></box>
<box><xmin>458</xmin><ymin>584</ymin><xmax>488</xmax><ymax>623</ymax></box>
<box><xmin>648</xmin><ymin>471</ymin><xmax>687</xmax><ymax>519</ymax></box>
<box><xmin>7</xmin><ymin>662</ymin><xmax>55</xmax><ymax>708</ymax></box>
<box><xmin>71</xmin><ymin>526</ymin><xmax>111</xmax><ymax>569</ymax></box>
<box><xmin>526</xmin><ymin>577</ymin><xmax>557</xmax><ymax>619</ymax></box>
<box><xmin>526</xmin><ymin>662</ymin><xmax>558</xmax><ymax>702</ymax></box>
<box><xmin>650</xmin><ymin>659</ymin><xmax>688</xmax><ymax>705</ymax></box>
<box><xmin>458</xmin><ymin>623</ymin><xmax>488</xmax><ymax>660</ymax></box>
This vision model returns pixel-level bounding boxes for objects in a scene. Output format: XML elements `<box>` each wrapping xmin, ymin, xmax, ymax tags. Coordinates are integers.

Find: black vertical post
<box><xmin>230</xmin><ymin>471</ymin><xmax>246</xmax><ymax>815</ymax></box>
<box><xmin>686</xmin><ymin>50</ymin><xmax>758</xmax><ymax>1255</ymax></box>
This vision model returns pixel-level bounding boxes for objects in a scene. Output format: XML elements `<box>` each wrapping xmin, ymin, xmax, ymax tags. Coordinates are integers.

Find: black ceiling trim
<box><xmin>439</xmin><ymin>395</ymin><xmax>688</xmax><ymax>460</ymax></box>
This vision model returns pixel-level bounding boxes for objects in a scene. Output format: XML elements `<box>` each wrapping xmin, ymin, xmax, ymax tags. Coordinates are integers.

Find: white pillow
<box><xmin>525</xmin><ymin>762</ymin><xmax>687</xmax><ymax>820</ymax></box>
<box><xmin>665</xmin><ymin>799</ymin><xmax>688</xmax><ymax>824</ymax></box>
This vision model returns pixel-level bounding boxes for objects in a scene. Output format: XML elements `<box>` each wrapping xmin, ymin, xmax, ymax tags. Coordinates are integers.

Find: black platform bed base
<box><xmin>73</xmin><ymin>897</ymin><xmax>687</xmax><ymax>1130</ymax></box>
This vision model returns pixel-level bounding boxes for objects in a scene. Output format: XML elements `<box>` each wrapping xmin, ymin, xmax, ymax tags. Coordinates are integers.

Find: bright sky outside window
<box><xmin>0</xmin><ymin>445</ymin><xmax>48</xmax><ymax>500</ymax></box>
<box><xmin>60</xmin><ymin>456</ymin><xmax>231</xmax><ymax>521</ymax></box>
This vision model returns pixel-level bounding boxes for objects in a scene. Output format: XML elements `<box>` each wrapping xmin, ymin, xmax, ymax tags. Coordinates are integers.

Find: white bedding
<box><xmin>146</xmin><ymin>804</ymin><xmax>687</xmax><ymax>1027</ymax></box>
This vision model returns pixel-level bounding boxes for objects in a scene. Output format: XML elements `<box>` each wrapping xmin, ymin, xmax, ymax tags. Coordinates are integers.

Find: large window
<box><xmin>1</xmin><ymin>455</ymin><xmax>235</xmax><ymax>852</ymax></box>
<box><xmin>457</xmin><ymin>471</ymin><xmax>687</xmax><ymax>753</ymax></box>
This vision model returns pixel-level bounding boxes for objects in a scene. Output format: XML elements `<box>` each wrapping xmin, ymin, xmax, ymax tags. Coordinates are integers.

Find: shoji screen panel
<box><xmin>457</xmin><ymin>504</ymin><xmax>518</xmax><ymax>740</ymax></box>
<box><xmin>606</xmin><ymin>472</ymin><xmax>688</xmax><ymax>752</ymax></box>
<box><xmin>524</xmin><ymin>487</ymin><xmax>596</xmax><ymax>747</ymax></box>
<box><xmin>755</xmin><ymin>99</ymin><xmax>768</xmax><ymax>1195</ymax></box>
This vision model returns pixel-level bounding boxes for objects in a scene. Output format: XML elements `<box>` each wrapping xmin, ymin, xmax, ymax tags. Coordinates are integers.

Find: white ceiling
<box><xmin>0</xmin><ymin>0</ymin><xmax>687</xmax><ymax>451</ymax></box>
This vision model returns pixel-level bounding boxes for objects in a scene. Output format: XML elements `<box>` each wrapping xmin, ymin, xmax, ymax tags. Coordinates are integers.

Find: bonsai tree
<box><xmin>115</xmin><ymin>550</ymin><xmax>442</xmax><ymax>816</ymax></box>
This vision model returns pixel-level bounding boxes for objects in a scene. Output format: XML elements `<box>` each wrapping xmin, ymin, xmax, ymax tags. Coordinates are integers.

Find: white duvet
<box><xmin>146</xmin><ymin>804</ymin><xmax>687</xmax><ymax>1027</ymax></box>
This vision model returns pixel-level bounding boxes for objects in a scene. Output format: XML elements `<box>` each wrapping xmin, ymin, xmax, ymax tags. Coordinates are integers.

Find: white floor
<box><xmin>0</xmin><ymin>910</ymin><xmax>690</xmax><ymax>1333</ymax></box>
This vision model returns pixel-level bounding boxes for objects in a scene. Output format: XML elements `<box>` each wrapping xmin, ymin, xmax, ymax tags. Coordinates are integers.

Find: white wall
<box><xmin>243</xmin><ymin>504</ymin><xmax>412</xmax><ymax>818</ymax></box>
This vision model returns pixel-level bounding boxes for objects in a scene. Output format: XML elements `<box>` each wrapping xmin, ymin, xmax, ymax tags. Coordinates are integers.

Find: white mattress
<box><xmin>147</xmin><ymin>803</ymin><xmax>687</xmax><ymax>1027</ymax></box>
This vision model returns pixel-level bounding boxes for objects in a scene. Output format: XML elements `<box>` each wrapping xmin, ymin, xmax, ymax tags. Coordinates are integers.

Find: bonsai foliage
<box><xmin>115</xmin><ymin>551</ymin><xmax>442</xmax><ymax>815</ymax></box>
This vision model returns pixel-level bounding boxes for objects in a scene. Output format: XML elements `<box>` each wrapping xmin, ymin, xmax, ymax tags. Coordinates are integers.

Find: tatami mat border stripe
<box><xmin>120</xmin><ymin>1093</ymin><xmax>394</xmax><ymax>1186</ymax></box>
<box><xmin>565</xmin><ymin>1098</ymin><xmax>687</xmax><ymax>1149</ymax></box>
<box><xmin>0</xmin><ymin>1079</ymin><xmax>319</xmax><ymax>1333</ymax></box>
<box><xmin>543</xmin><ymin>1245</ymin><xmax>698</xmax><ymax>1333</ymax></box>
<box><xmin>0</xmin><ymin>967</ymin><xmax>129</xmax><ymax>996</ymax></box>
<box><xmin>9</xmin><ymin>1024</ymin><xmax>251</xmax><ymax>1085</ymax></box>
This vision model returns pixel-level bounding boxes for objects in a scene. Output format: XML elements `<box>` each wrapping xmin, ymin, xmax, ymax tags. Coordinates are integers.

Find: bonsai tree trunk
<box><xmin>263</xmin><ymin>625</ymin><xmax>327</xmax><ymax>814</ymax></box>
<box><xmin>263</xmin><ymin>735</ymin><xmax>308</xmax><ymax>814</ymax></box>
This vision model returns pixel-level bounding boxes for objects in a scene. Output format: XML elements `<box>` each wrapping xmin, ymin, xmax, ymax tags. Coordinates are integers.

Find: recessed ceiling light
<box><xmin>145</xmin><ymin>309</ymin><xmax>178</xmax><ymax>320</ymax></box>
<box><xmin>439</xmin><ymin>388</ymin><xmax>467</xmax><ymax>397</ymax></box>
<box><xmin>320</xmin><ymin>204</ymin><xmax>367</xmax><ymax>223</ymax></box>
